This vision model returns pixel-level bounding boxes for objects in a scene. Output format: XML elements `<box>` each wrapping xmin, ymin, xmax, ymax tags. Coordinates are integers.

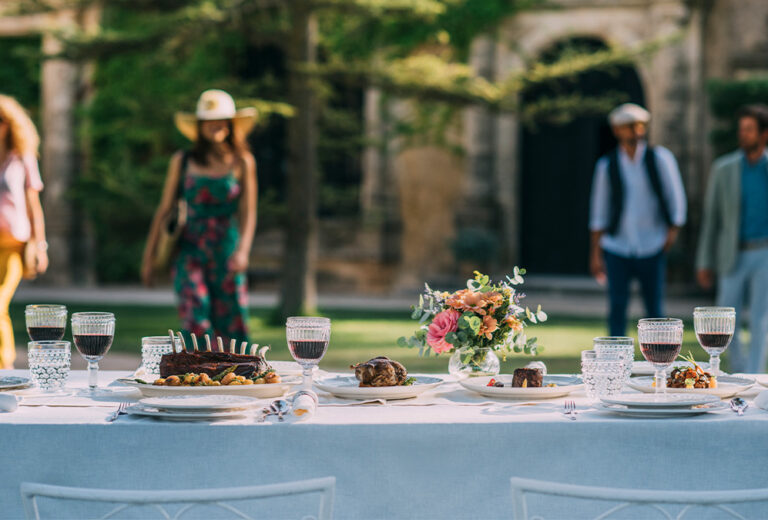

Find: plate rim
<box><xmin>595</xmin><ymin>401</ymin><xmax>727</xmax><ymax>416</ymax></box>
<box><xmin>126</xmin><ymin>404</ymin><xmax>248</xmax><ymax>419</ymax></box>
<box><xmin>600</xmin><ymin>393</ymin><xmax>721</xmax><ymax>408</ymax></box>
<box><xmin>138</xmin><ymin>395</ymin><xmax>260</xmax><ymax>410</ymax></box>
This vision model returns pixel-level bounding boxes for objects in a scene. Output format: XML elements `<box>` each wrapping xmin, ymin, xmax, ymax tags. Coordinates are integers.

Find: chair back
<box><xmin>511</xmin><ymin>477</ymin><xmax>768</xmax><ymax>520</ymax></box>
<box><xmin>21</xmin><ymin>476</ymin><xmax>335</xmax><ymax>520</ymax></box>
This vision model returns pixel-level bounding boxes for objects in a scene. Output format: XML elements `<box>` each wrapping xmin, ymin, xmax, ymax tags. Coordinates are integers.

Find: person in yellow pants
<box><xmin>0</xmin><ymin>95</ymin><xmax>49</xmax><ymax>368</ymax></box>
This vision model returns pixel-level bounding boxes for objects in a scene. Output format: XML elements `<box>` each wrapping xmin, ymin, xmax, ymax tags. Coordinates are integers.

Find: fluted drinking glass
<box><xmin>71</xmin><ymin>312</ymin><xmax>115</xmax><ymax>395</ymax></box>
<box><xmin>286</xmin><ymin>317</ymin><xmax>330</xmax><ymax>391</ymax></box>
<box><xmin>694</xmin><ymin>307</ymin><xmax>735</xmax><ymax>378</ymax></box>
<box><xmin>25</xmin><ymin>304</ymin><xmax>67</xmax><ymax>342</ymax></box>
<box><xmin>637</xmin><ymin>318</ymin><xmax>683</xmax><ymax>400</ymax></box>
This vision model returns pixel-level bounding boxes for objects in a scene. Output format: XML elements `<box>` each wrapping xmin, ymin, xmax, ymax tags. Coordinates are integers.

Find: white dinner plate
<box><xmin>595</xmin><ymin>401</ymin><xmax>728</xmax><ymax>418</ymax></box>
<box><xmin>0</xmin><ymin>376</ymin><xmax>31</xmax><ymax>391</ymax></box>
<box><xmin>459</xmin><ymin>375</ymin><xmax>582</xmax><ymax>400</ymax></box>
<box><xmin>631</xmin><ymin>361</ymin><xmax>713</xmax><ymax>376</ymax></box>
<box><xmin>125</xmin><ymin>404</ymin><xmax>248</xmax><ymax>421</ymax></box>
<box><xmin>139</xmin><ymin>395</ymin><xmax>260</xmax><ymax>411</ymax></box>
<box><xmin>600</xmin><ymin>393</ymin><xmax>721</xmax><ymax>409</ymax></box>
<box><xmin>314</xmin><ymin>376</ymin><xmax>443</xmax><ymax>400</ymax></box>
<box><xmin>117</xmin><ymin>378</ymin><xmax>292</xmax><ymax>399</ymax></box>
<box><xmin>627</xmin><ymin>375</ymin><xmax>754</xmax><ymax>399</ymax></box>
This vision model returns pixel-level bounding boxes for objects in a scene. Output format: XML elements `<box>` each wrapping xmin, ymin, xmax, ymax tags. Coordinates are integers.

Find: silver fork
<box><xmin>563</xmin><ymin>400</ymin><xmax>577</xmax><ymax>421</ymax></box>
<box><xmin>106</xmin><ymin>402</ymin><xmax>128</xmax><ymax>422</ymax></box>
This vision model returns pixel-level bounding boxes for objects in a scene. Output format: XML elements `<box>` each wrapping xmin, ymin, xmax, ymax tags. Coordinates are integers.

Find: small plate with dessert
<box><xmin>314</xmin><ymin>357</ymin><xmax>443</xmax><ymax>400</ymax></box>
<box><xmin>458</xmin><ymin>368</ymin><xmax>582</xmax><ymax>399</ymax></box>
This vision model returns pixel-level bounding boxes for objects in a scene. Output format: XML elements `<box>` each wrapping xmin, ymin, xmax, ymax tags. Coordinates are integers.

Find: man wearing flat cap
<box><xmin>589</xmin><ymin>103</ymin><xmax>687</xmax><ymax>336</ymax></box>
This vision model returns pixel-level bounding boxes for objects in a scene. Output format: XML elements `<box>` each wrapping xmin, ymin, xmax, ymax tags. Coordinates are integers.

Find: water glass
<box><xmin>593</xmin><ymin>336</ymin><xmax>634</xmax><ymax>380</ymax></box>
<box><xmin>694</xmin><ymin>306</ymin><xmax>735</xmax><ymax>378</ymax></box>
<box><xmin>637</xmin><ymin>318</ymin><xmax>683</xmax><ymax>399</ymax></box>
<box><xmin>71</xmin><ymin>312</ymin><xmax>115</xmax><ymax>394</ymax></box>
<box><xmin>581</xmin><ymin>350</ymin><xmax>626</xmax><ymax>400</ymax></box>
<box><xmin>141</xmin><ymin>336</ymin><xmax>180</xmax><ymax>377</ymax></box>
<box><xmin>28</xmin><ymin>341</ymin><xmax>71</xmax><ymax>393</ymax></box>
<box><xmin>25</xmin><ymin>304</ymin><xmax>67</xmax><ymax>342</ymax></box>
<box><xmin>286</xmin><ymin>317</ymin><xmax>331</xmax><ymax>391</ymax></box>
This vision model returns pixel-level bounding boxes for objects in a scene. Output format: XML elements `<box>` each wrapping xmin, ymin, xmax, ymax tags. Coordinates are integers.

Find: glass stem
<box><xmin>710</xmin><ymin>355</ymin><xmax>721</xmax><ymax>378</ymax></box>
<box><xmin>302</xmin><ymin>366</ymin><xmax>313</xmax><ymax>391</ymax></box>
<box><xmin>654</xmin><ymin>368</ymin><xmax>666</xmax><ymax>400</ymax></box>
<box><xmin>88</xmin><ymin>361</ymin><xmax>99</xmax><ymax>390</ymax></box>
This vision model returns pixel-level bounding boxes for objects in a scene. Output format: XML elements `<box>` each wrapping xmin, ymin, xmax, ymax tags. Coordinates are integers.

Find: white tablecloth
<box><xmin>3</xmin><ymin>370</ymin><xmax>768</xmax><ymax>519</ymax></box>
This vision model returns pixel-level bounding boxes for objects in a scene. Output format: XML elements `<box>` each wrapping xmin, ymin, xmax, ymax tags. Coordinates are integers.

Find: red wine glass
<box><xmin>71</xmin><ymin>312</ymin><xmax>115</xmax><ymax>395</ymax></box>
<box><xmin>693</xmin><ymin>307</ymin><xmax>735</xmax><ymax>378</ymax></box>
<box><xmin>286</xmin><ymin>317</ymin><xmax>330</xmax><ymax>392</ymax></box>
<box><xmin>25</xmin><ymin>304</ymin><xmax>67</xmax><ymax>342</ymax></box>
<box><xmin>637</xmin><ymin>318</ymin><xmax>683</xmax><ymax>400</ymax></box>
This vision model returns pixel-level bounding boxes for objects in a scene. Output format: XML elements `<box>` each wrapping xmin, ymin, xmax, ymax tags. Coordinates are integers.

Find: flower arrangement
<box><xmin>397</xmin><ymin>270</ymin><xmax>547</xmax><ymax>361</ymax></box>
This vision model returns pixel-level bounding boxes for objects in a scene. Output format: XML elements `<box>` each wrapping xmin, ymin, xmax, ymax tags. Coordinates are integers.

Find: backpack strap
<box><xmin>644</xmin><ymin>145</ymin><xmax>673</xmax><ymax>227</ymax></box>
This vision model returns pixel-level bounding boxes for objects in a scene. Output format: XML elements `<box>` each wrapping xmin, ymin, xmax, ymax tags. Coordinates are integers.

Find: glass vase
<box><xmin>448</xmin><ymin>347</ymin><xmax>500</xmax><ymax>379</ymax></box>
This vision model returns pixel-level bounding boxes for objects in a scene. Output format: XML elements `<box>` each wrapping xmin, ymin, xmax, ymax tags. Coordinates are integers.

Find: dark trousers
<box><xmin>604</xmin><ymin>249</ymin><xmax>666</xmax><ymax>336</ymax></box>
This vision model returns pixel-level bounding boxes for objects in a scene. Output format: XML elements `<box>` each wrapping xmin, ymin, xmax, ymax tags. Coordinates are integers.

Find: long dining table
<box><xmin>3</xmin><ymin>369</ymin><xmax>768</xmax><ymax>519</ymax></box>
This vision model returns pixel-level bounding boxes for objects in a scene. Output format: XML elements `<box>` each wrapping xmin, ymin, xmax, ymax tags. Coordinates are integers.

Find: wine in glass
<box><xmin>25</xmin><ymin>304</ymin><xmax>67</xmax><ymax>341</ymax></box>
<box><xmin>693</xmin><ymin>306</ymin><xmax>735</xmax><ymax>378</ymax></box>
<box><xmin>286</xmin><ymin>317</ymin><xmax>330</xmax><ymax>392</ymax></box>
<box><xmin>637</xmin><ymin>318</ymin><xmax>683</xmax><ymax>400</ymax></box>
<box><xmin>71</xmin><ymin>312</ymin><xmax>115</xmax><ymax>395</ymax></box>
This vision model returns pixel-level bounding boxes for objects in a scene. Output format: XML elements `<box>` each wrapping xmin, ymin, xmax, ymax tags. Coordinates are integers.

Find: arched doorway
<box><xmin>519</xmin><ymin>37</ymin><xmax>645</xmax><ymax>275</ymax></box>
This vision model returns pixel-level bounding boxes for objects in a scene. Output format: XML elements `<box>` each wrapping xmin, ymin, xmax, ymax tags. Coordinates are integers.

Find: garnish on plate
<box><xmin>666</xmin><ymin>351</ymin><xmax>716</xmax><ymax>389</ymax></box>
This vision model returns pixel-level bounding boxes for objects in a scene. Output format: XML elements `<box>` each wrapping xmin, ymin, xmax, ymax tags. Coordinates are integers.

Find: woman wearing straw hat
<box><xmin>141</xmin><ymin>90</ymin><xmax>258</xmax><ymax>345</ymax></box>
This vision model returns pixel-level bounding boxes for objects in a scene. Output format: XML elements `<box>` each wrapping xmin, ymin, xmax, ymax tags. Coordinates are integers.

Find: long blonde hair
<box><xmin>0</xmin><ymin>94</ymin><xmax>40</xmax><ymax>157</ymax></box>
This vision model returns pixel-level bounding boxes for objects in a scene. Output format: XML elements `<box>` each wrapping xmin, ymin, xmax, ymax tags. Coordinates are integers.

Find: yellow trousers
<box><xmin>0</xmin><ymin>246</ymin><xmax>22</xmax><ymax>369</ymax></box>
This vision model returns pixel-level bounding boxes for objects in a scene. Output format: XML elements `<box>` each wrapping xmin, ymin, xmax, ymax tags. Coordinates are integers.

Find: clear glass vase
<box><xmin>448</xmin><ymin>347</ymin><xmax>500</xmax><ymax>379</ymax></box>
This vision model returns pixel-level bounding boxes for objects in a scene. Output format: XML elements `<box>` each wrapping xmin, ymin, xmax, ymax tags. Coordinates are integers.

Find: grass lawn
<box><xmin>10</xmin><ymin>303</ymin><xmax>726</xmax><ymax>374</ymax></box>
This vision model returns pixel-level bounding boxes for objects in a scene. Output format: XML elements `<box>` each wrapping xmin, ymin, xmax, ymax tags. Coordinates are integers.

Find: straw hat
<box><xmin>608</xmin><ymin>103</ymin><xmax>651</xmax><ymax>127</ymax></box>
<box><xmin>174</xmin><ymin>89</ymin><xmax>258</xmax><ymax>141</ymax></box>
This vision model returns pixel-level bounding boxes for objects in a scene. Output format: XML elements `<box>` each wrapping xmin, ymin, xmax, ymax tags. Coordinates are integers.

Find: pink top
<box><xmin>0</xmin><ymin>153</ymin><xmax>44</xmax><ymax>242</ymax></box>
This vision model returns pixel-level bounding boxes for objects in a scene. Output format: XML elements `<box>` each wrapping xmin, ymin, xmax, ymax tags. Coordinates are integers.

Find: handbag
<box><xmin>151</xmin><ymin>152</ymin><xmax>189</xmax><ymax>272</ymax></box>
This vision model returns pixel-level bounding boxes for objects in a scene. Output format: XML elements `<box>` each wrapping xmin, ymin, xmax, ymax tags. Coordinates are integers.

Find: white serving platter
<box><xmin>600</xmin><ymin>393</ymin><xmax>721</xmax><ymax>409</ymax></box>
<box><xmin>116</xmin><ymin>378</ymin><xmax>291</xmax><ymax>399</ymax></box>
<box><xmin>627</xmin><ymin>375</ymin><xmax>754</xmax><ymax>399</ymax></box>
<box><xmin>459</xmin><ymin>375</ymin><xmax>582</xmax><ymax>400</ymax></box>
<box><xmin>314</xmin><ymin>375</ymin><xmax>443</xmax><ymax>401</ymax></box>
<box><xmin>595</xmin><ymin>401</ymin><xmax>728</xmax><ymax>418</ymax></box>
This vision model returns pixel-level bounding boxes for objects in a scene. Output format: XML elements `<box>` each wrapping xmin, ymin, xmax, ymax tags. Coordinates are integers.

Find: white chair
<box><xmin>510</xmin><ymin>477</ymin><xmax>768</xmax><ymax>520</ymax></box>
<box><xmin>21</xmin><ymin>476</ymin><xmax>335</xmax><ymax>520</ymax></box>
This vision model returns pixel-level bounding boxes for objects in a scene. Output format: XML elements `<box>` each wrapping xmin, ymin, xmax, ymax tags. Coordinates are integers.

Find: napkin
<box><xmin>0</xmin><ymin>393</ymin><xmax>18</xmax><ymax>412</ymax></box>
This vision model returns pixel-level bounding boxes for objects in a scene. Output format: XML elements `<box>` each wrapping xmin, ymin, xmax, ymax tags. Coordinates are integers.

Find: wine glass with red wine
<box><xmin>693</xmin><ymin>307</ymin><xmax>735</xmax><ymax>378</ymax></box>
<box><xmin>286</xmin><ymin>317</ymin><xmax>330</xmax><ymax>392</ymax></box>
<box><xmin>71</xmin><ymin>312</ymin><xmax>115</xmax><ymax>395</ymax></box>
<box><xmin>637</xmin><ymin>318</ymin><xmax>684</xmax><ymax>400</ymax></box>
<box><xmin>25</xmin><ymin>304</ymin><xmax>67</xmax><ymax>342</ymax></box>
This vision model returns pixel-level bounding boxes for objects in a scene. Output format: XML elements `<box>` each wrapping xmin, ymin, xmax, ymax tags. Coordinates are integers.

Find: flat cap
<box><xmin>608</xmin><ymin>103</ymin><xmax>651</xmax><ymax>126</ymax></box>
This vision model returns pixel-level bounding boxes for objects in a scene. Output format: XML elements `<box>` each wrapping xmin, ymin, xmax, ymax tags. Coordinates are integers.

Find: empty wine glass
<box><xmin>694</xmin><ymin>307</ymin><xmax>735</xmax><ymax>378</ymax></box>
<box><xmin>637</xmin><ymin>318</ymin><xmax>683</xmax><ymax>400</ymax></box>
<box><xmin>286</xmin><ymin>317</ymin><xmax>330</xmax><ymax>392</ymax></box>
<box><xmin>593</xmin><ymin>336</ymin><xmax>634</xmax><ymax>381</ymax></box>
<box><xmin>25</xmin><ymin>304</ymin><xmax>67</xmax><ymax>341</ymax></box>
<box><xmin>71</xmin><ymin>312</ymin><xmax>115</xmax><ymax>395</ymax></box>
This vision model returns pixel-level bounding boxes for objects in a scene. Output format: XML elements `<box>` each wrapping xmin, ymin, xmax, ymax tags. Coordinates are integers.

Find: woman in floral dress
<box><xmin>142</xmin><ymin>90</ymin><xmax>257</xmax><ymax>345</ymax></box>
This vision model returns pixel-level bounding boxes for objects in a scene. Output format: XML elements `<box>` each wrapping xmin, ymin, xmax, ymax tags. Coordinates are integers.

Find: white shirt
<box><xmin>589</xmin><ymin>142</ymin><xmax>687</xmax><ymax>258</ymax></box>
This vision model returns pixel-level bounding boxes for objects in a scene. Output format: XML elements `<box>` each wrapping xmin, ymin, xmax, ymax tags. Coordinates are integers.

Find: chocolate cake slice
<box><xmin>159</xmin><ymin>350</ymin><xmax>270</xmax><ymax>378</ymax></box>
<box><xmin>512</xmin><ymin>367</ymin><xmax>542</xmax><ymax>388</ymax></box>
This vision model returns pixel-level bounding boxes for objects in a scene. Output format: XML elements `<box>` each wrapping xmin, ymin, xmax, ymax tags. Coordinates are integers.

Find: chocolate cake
<box><xmin>512</xmin><ymin>367</ymin><xmax>542</xmax><ymax>388</ymax></box>
<box><xmin>159</xmin><ymin>350</ymin><xmax>270</xmax><ymax>378</ymax></box>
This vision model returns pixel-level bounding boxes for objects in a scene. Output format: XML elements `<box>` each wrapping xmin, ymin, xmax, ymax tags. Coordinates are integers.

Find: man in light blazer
<box><xmin>696</xmin><ymin>104</ymin><xmax>768</xmax><ymax>373</ymax></box>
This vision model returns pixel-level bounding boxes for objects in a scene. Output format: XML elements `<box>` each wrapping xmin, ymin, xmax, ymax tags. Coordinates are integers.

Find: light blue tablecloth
<box><xmin>2</xmin><ymin>370</ymin><xmax>768</xmax><ymax>519</ymax></box>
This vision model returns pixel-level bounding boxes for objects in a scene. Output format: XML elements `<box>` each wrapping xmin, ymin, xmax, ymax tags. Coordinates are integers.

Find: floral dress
<box><xmin>173</xmin><ymin>172</ymin><xmax>248</xmax><ymax>345</ymax></box>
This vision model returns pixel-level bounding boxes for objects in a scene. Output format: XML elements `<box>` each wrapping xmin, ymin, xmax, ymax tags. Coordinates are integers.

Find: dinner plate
<box><xmin>595</xmin><ymin>401</ymin><xmax>728</xmax><ymax>418</ymax></box>
<box><xmin>0</xmin><ymin>376</ymin><xmax>31</xmax><ymax>391</ymax></box>
<box><xmin>116</xmin><ymin>378</ymin><xmax>292</xmax><ymax>399</ymax></box>
<box><xmin>601</xmin><ymin>393</ymin><xmax>721</xmax><ymax>409</ymax></box>
<box><xmin>314</xmin><ymin>376</ymin><xmax>443</xmax><ymax>400</ymax></box>
<box><xmin>139</xmin><ymin>395</ymin><xmax>260</xmax><ymax>411</ymax></box>
<box><xmin>627</xmin><ymin>375</ymin><xmax>755</xmax><ymax>398</ymax></box>
<box><xmin>631</xmin><ymin>361</ymin><xmax>712</xmax><ymax>376</ymax></box>
<box><xmin>125</xmin><ymin>404</ymin><xmax>248</xmax><ymax>421</ymax></box>
<box><xmin>459</xmin><ymin>375</ymin><xmax>582</xmax><ymax>399</ymax></box>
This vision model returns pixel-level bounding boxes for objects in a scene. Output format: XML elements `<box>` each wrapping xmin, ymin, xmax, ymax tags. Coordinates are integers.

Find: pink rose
<box><xmin>427</xmin><ymin>309</ymin><xmax>460</xmax><ymax>354</ymax></box>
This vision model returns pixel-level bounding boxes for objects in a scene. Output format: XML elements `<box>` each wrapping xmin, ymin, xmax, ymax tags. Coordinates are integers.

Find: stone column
<box><xmin>40</xmin><ymin>32</ymin><xmax>79</xmax><ymax>285</ymax></box>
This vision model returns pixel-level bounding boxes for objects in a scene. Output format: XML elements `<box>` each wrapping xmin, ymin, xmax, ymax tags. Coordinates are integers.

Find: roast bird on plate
<box><xmin>351</xmin><ymin>357</ymin><xmax>411</xmax><ymax>387</ymax></box>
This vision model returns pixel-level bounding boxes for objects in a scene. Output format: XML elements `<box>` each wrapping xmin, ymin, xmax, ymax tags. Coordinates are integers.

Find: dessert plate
<box><xmin>601</xmin><ymin>393</ymin><xmax>720</xmax><ymax>409</ymax></box>
<box><xmin>627</xmin><ymin>375</ymin><xmax>754</xmax><ymax>399</ymax></box>
<box><xmin>116</xmin><ymin>378</ymin><xmax>291</xmax><ymax>399</ymax></box>
<box><xmin>314</xmin><ymin>376</ymin><xmax>443</xmax><ymax>400</ymax></box>
<box><xmin>125</xmin><ymin>404</ymin><xmax>247</xmax><ymax>421</ymax></box>
<box><xmin>595</xmin><ymin>401</ymin><xmax>728</xmax><ymax>418</ymax></box>
<box><xmin>0</xmin><ymin>376</ymin><xmax>31</xmax><ymax>391</ymax></box>
<box><xmin>459</xmin><ymin>375</ymin><xmax>582</xmax><ymax>399</ymax></box>
<box><xmin>139</xmin><ymin>395</ymin><xmax>259</xmax><ymax>412</ymax></box>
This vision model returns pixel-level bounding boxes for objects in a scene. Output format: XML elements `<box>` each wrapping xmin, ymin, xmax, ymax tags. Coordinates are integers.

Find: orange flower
<box><xmin>478</xmin><ymin>315</ymin><xmax>498</xmax><ymax>339</ymax></box>
<box><xmin>505</xmin><ymin>316</ymin><xmax>523</xmax><ymax>333</ymax></box>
